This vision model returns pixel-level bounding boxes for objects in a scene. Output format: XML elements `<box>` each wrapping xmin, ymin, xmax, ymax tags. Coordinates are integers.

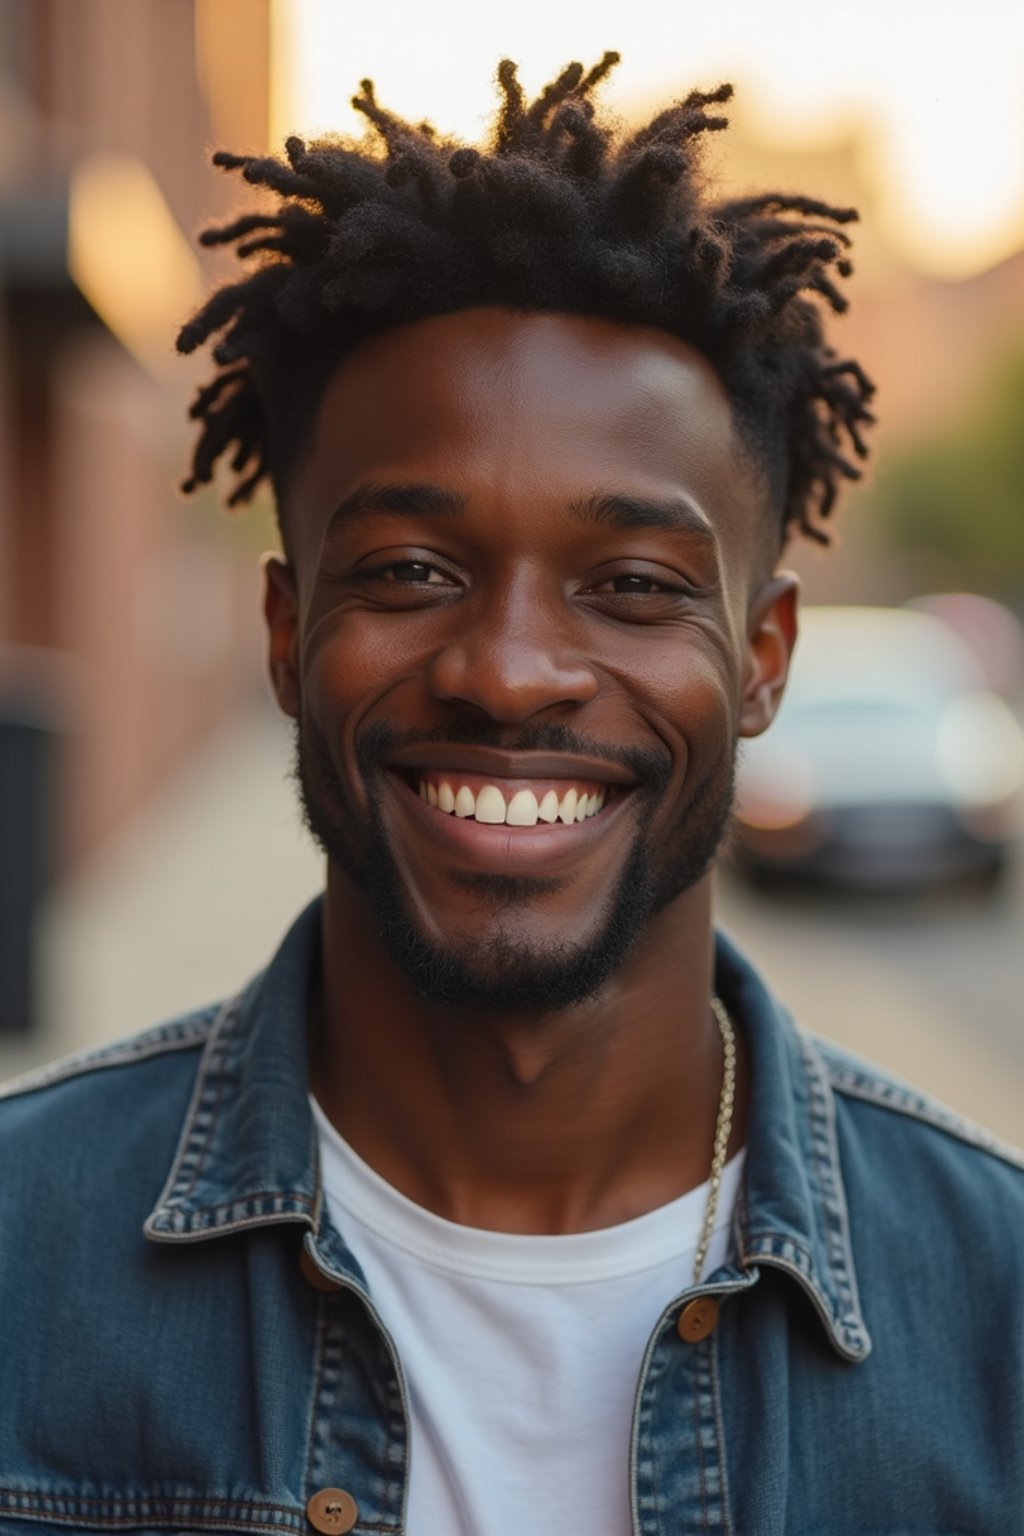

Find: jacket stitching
<box><xmin>143</xmin><ymin>995</ymin><xmax>240</xmax><ymax>1229</ymax></box>
<box><xmin>0</xmin><ymin>1518</ymin><xmax>300</xmax><ymax>1533</ymax></box>
<box><xmin>800</xmin><ymin>1036</ymin><xmax>865</xmax><ymax>1342</ymax></box>
<box><xmin>0</xmin><ymin>1491</ymin><xmax>301</xmax><ymax>1518</ymax></box>
<box><xmin>0</xmin><ymin>1016</ymin><xmax>212</xmax><ymax>1103</ymax></box>
<box><xmin>803</xmin><ymin>1039</ymin><xmax>851</xmax><ymax>1320</ymax></box>
<box><xmin>0</xmin><ymin>1493</ymin><xmax>298</xmax><ymax>1510</ymax></box>
<box><xmin>175</xmin><ymin>998</ymin><xmax>242</xmax><ymax>1204</ymax></box>
<box><xmin>708</xmin><ymin>1328</ymin><xmax>733</xmax><ymax>1536</ymax></box>
<box><xmin>302</xmin><ymin>1294</ymin><xmax>331</xmax><ymax>1500</ymax></box>
<box><xmin>147</xmin><ymin>1194</ymin><xmax>316</xmax><ymax>1237</ymax></box>
<box><xmin>692</xmin><ymin>1334</ymin><xmax>711</xmax><ymax>1534</ymax></box>
<box><xmin>823</xmin><ymin>1057</ymin><xmax>1024</xmax><ymax>1171</ymax></box>
<box><xmin>743</xmin><ymin>1249</ymin><xmax>868</xmax><ymax>1362</ymax></box>
<box><xmin>0</xmin><ymin>1492</ymin><xmax>401</xmax><ymax>1536</ymax></box>
<box><xmin>809</xmin><ymin>1043</ymin><xmax>870</xmax><ymax>1350</ymax></box>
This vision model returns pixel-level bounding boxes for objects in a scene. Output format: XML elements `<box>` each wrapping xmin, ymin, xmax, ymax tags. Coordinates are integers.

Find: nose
<box><xmin>427</xmin><ymin>586</ymin><xmax>599</xmax><ymax>724</ymax></box>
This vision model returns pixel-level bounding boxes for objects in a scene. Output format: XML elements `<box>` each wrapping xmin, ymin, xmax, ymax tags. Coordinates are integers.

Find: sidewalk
<box><xmin>3</xmin><ymin>703</ymin><xmax>1020</xmax><ymax>1146</ymax></box>
<box><xmin>0</xmin><ymin>704</ymin><xmax>321</xmax><ymax>1083</ymax></box>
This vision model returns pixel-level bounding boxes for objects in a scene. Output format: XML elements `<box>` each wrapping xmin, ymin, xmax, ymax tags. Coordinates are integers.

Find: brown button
<box><xmin>677</xmin><ymin>1296</ymin><xmax>720</xmax><ymax>1343</ymax></box>
<box><xmin>306</xmin><ymin>1488</ymin><xmax>358</xmax><ymax>1533</ymax></box>
<box><xmin>299</xmin><ymin>1246</ymin><xmax>343</xmax><ymax>1293</ymax></box>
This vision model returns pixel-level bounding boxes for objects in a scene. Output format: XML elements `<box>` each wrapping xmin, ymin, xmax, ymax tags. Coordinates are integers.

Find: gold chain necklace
<box><xmin>691</xmin><ymin>995</ymin><xmax>737</xmax><ymax>1286</ymax></box>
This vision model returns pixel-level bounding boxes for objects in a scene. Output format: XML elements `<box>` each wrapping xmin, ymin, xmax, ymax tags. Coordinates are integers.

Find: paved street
<box><xmin>3</xmin><ymin>703</ymin><xmax>1021</xmax><ymax>1146</ymax></box>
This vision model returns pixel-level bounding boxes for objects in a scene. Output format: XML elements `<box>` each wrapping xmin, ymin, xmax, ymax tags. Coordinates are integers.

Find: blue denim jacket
<box><xmin>2</xmin><ymin>898</ymin><xmax>1023</xmax><ymax>1535</ymax></box>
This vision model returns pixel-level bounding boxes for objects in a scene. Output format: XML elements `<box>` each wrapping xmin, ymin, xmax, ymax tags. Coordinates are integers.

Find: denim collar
<box><xmin>144</xmin><ymin>898</ymin><xmax>871</xmax><ymax>1363</ymax></box>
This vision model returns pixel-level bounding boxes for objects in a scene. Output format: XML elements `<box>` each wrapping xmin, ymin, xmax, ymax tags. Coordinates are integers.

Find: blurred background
<box><xmin>0</xmin><ymin>0</ymin><xmax>1022</xmax><ymax>1142</ymax></box>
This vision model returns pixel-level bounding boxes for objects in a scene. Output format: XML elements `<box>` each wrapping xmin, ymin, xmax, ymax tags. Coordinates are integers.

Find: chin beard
<box><xmin>294</xmin><ymin>717</ymin><xmax>734</xmax><ymax>1016</ymax></box>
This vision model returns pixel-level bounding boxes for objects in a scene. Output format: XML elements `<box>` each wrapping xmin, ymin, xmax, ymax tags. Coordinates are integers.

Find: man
<box><xmin>1</xmin><ymin>57</ymin><xmax>1022</xmax><ymax>1536</ymax></box>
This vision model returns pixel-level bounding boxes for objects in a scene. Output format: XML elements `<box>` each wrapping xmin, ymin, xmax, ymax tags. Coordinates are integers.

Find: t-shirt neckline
<box><xmin>311</xmin><ymin>1095</ymin><xmax>745</xmax><ymax>1286</ymax></box>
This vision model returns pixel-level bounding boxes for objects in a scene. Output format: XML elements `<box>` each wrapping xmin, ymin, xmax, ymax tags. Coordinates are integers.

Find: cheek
<box><xmin>299</xmin><ymin>611</ymin><xmax>436</xmax><ymax>775</ymax></box>
<box><xmin>302</xmin><ymin>610</ymin><xmax>403</xmax><ymax>708</ymax></box>
<box><xmin>608</xmin><ymin>639</ymin><xmax>738</xmax><ymax>776</ymax></box>
<box><xmin>299</xmin><ymin>618</ymin><xmax>379</xmax><ymax>770</ymax></box>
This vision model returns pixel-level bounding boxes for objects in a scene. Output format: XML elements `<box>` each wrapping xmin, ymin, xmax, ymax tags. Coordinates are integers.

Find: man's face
<box><xmin>267</xmin><ymin>309</ymin><xmax>796</xmax><ymax>1011</ymax></box>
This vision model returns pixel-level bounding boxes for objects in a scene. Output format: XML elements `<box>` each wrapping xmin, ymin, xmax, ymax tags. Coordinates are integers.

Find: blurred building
<box><xmin>0</xmin><ymin>0</ymin><xmax>274</xmax><ymax>868</ymax></box>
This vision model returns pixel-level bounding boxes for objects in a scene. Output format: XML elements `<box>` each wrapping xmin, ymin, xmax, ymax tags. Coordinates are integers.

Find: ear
<box><xmin>263</xmin><ymin>555</ymin><xmax>301</xmax><ymax>719</ymax></box>
<box><xmin>738</xmin><ymin>572</ymin><xmax>799</xmax><ymax>738</ymax></box>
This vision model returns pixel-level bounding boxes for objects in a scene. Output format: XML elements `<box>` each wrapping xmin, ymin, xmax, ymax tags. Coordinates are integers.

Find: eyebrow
<box><xmin>326</xmin><ymin>481</ymin><xmax>466</xmax><ymax>537</ymax></box>
<box><xmin>569</xmin><ymin>492</ymin><xmax>716</xmax><ymax>542</ymax></box>
<box><xmin>324</xmin><ymin>482</ymin><xmax>715</xmax><ymax>544</ymax></box>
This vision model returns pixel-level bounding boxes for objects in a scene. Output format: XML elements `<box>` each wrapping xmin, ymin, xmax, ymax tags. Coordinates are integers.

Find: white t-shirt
<box><xmin>312</xmin><ymin>1097</ymin><xmax>743</xmax><ymax>1536</ymax></box>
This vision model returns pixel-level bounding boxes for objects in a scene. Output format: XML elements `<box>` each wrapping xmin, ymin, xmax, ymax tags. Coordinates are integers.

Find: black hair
<box><xmin>178</xmin><ymin>54</ymin><xmax>875</xmax><ymax>547</ymax></box>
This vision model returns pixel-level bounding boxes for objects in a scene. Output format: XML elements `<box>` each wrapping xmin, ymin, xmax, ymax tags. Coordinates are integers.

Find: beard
<box><xmin>295</xmin><ymin>715</ymin><xmax>735</xmax><ymax>1016</ymax></box>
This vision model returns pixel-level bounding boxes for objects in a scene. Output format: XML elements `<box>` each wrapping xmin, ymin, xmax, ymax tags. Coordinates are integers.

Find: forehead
<box><xmin>285</xmin><ymin>307</ymin><xmax>769</xmax><ymax>563</ymax></box>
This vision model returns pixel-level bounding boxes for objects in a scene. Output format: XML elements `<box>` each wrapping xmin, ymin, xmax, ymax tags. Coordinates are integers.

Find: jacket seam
<box><xmin>0</xmin><ymin>1519</ymin><xmax>298</xmax><ymax>1534</ymax></box>
<box><xmin>142</xmin><ymin>995</ymin><xmax>240</xmax><ymax>1230</ymax></box>
<box><xmin>146</xmin><ymin>1194</ymin><xmax>316</xmax><ymax>1238</ymax></box>
<box><xmin>799</xmin><ymin>1036</ymin><xmax>870</xmax><ymax>1349</ymax></box>
<box><xmin>708</xmin><ymin>1328</ymin><xmax>733</xmax><ymax>1536</ymax></box>
<box><xmin>742</xmin><ymin>1248</ymin><xmax>867</xmax><ymax>1362</ymax></box>
<box><xmin>176</xmin><ymin>998</ymin><xmax>242</xmax><ymax>1205</ymax></box>
<box><xmin>0</xmin><ymin>1491</ymin><xmax>303</xmax><ymax>1530</ymax></box>
<box><xmin>693</xmin><ymin>1334</ymin><xmax>712</xmax><ymax>1535</ymax></box>
<box><xmin>823</xmin><ymin>1060</ymin><xmax>1024</xmax><ymax>1172</ymax></box>
<box><xmin>800</xmin><ymin>1038</ymin><xmax>852</xmax><ymax>1327</ymax></box>
<box><xmin>0</xmin><ymin>1017</ymin><xmax>213</xmax><ymax>1104</ymax></box>
<box><xmin>302</xmin><ymin>1294</ymin><xmax>330</xmax><ymax>1501</ymax></box>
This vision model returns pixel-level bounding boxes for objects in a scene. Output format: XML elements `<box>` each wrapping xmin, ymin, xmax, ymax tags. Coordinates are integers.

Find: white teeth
<box><xmin>475</xmin><ymin>785</ymin><xmax>507</xmax><ymax>824</ymax></box>
<box><xmin>418</xmin><ymin>778</ymin><xmax>610</xmax><ymax>825</ymax></box>
<box><xmin>538</xmin><ymin>790</ymin><xmax>560</xmax><ymax>823</ymax></box>
<box><xmin>506</xmin><ymin>789</ymin><xmax>539</xmax><ymax>826</ymax></box>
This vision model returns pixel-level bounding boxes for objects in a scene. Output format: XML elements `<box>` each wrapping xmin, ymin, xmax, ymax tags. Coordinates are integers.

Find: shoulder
<box><xmin>0</xmin><ymin>1008</ymin><xmax>216</xmax><ymax>1107</ymax></box>
<box><xmin>807</xmin><ymin>1032</ymin><xmax>1024</xmax><ymax>1262</ymax></box>
<box><xmin>810</xmin><ymin>1032</ymin><xmax>1023</xmax><ymax>1173</ymax></box>
<box><xmin>0</xmin><ymin>1006</ymin><xmax>219</xmax><ymax>1201</ymax></box>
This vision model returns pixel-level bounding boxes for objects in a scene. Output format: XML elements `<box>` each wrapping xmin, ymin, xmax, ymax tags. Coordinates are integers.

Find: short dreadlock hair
<box><xmin>178</xmin><ymin>54</ymin><xmax>875</xmax><ymax>551</ymax></box>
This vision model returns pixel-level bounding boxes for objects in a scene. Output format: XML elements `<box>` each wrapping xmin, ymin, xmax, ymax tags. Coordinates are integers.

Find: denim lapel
<box><xmin>144</xmin><ymin>900</ymin><xmax>326</xmax><ymax>1247</ymax></box>
<box><xmin>716</xmin><ymin>931</ymin><xmax>872</xmax><ymax>1362</ymax></box>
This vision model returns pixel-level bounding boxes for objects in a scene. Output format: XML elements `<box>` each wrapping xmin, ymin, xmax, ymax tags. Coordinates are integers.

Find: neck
<box><xmin>309</xmin><ymin>869</ymin><xmax>746</xmax><ymax>1235</ymax></box>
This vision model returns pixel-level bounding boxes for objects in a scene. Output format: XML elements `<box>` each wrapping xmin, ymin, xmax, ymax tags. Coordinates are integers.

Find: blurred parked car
<box><xmin>733</xmin><ymin>606</ymin><xmax>1024</xmax><ymax>890</ymax></box>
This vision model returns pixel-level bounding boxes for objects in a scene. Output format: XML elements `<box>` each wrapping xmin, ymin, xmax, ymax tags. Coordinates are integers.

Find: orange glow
<box><xmin>68</xmin><ymin>154</ymin><xmax>202</xmax><ymax>375</ymax></box>
<box><xmin>269</xmin><ymin>0</ymin><xmax>1024</xmax><ymax>281</ymax></box>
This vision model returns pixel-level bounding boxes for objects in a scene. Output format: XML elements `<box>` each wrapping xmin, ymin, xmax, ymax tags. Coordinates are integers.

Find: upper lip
<box><xmin>385</xmin><ymin>744</ymin><xmax>640</xmax><ymax>785</ymax></box>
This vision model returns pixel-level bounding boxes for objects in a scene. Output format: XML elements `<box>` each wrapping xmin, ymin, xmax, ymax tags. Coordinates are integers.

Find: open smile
<box><xmin>407</xmin><ymin>769</ymin><xmax>619</xmax><ymax>826</ymax></box>
<box><xmin>382</xmin><ymin>749</ymin><xmax>640</xmax><ymax>873</ymax></box>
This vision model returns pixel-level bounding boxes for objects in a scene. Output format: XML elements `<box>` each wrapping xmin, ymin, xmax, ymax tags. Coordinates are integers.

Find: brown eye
<box><xmin>382</xmin><ymin>561</ymin><xmax>446</xmax><ymax>583</ymax></box>
<box><xmin>609</xmin><ymin>574</ymin><xmax>665</xmax><ymax>594</ymax></box>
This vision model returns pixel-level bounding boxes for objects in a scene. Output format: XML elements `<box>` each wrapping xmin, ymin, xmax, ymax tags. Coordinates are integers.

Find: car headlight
<box><xmin>736</xmin><ymin>750</ymin><xmax>817</xmax><ymax>830</ymax></box>
<box><xmin>937</xmin><ymin>694</ymin><xmax>1024</xmax><ymax>808</ymax></box>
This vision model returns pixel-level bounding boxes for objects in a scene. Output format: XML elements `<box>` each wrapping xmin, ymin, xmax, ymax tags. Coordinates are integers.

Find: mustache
<box><xmin>355</xmin><ymin>720</ymin><xmax>672</xmax><ymax>793</ymax></box>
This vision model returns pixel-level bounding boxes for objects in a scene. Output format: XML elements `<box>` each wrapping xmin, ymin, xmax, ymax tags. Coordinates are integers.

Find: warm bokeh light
<box><xmin>68</xmin><ymin>153</ymin><xmax>202</xmax><ymax>375</ymax></box>
<box><xmin>270</xmin><ymin>0</ymin><xmax>1024</xmax><ymax>280</ymax></box>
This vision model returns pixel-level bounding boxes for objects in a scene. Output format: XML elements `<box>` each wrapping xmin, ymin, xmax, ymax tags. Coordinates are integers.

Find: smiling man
<box><xmin>2</xmin><ymin>57</ymin><xmax>1023</xmax><ymax>1536</ymax></box>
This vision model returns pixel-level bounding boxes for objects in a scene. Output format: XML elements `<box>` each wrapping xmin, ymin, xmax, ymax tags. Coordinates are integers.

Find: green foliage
<box><xmin>876</xmin><ymin>352</ymin><xmax>1024</xmax><ymax>588</ymax></box>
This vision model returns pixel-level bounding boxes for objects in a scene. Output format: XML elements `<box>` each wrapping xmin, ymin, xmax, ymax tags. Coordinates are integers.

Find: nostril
<box><xmin>426</xmin><ymin>637</ymin><xmax>599</xmax><ymax>719</ymax></box>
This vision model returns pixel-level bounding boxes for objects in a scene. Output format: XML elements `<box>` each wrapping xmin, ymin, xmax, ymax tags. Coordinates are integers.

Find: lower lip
<box><xmin>386</xmin><ymin>772</ymin><xmax>636</xmax><ymax>874</ymax></box>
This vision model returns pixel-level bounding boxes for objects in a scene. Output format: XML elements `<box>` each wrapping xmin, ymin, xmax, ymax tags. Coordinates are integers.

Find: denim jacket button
<box><xmin>677</xmin><ymin>1296</ymin><xmax>720</xmax><ymax>1342</ymax></box>
<box><xmin>306</xmin><ymin>1488</ymin><xmax>359</xmax><ymax>1532</ymax></box>
<box><xmin>299</xmin><ymin>1246</ymin><xmax>344</xmax><ymax>1292</ymax></box>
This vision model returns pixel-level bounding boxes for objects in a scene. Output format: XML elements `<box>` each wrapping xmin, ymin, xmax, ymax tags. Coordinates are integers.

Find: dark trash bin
<box><xmin>0</xmin><ymin>683</ymin><xmax>63</xmax><ymax>1034</ymax></box>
